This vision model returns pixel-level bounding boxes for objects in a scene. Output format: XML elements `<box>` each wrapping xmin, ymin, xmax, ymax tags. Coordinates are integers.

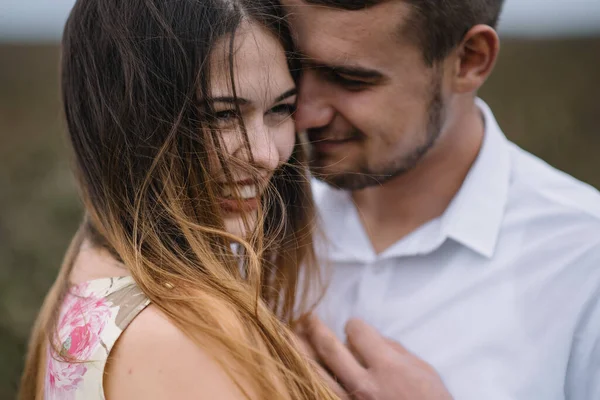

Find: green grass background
<box><xmin>0</xmin><ymin>38</ymin><xmax>599</xmax><ymax>398</ymax></box>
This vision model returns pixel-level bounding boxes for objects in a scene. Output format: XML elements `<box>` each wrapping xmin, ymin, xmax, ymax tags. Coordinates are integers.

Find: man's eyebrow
<box><xmin>296</xmin><ymin>54</ymin><xmax>383</xmax><ymax>80</ymax></box>
<box><xmin>274</xmin><ymin>88</ymin><xmax>297</xmax><ymax>103</ymax></box>
<box><xmin>328</xmin><ymin>65</ymin><xmax>384</xmax><ymax>79</ymax></box>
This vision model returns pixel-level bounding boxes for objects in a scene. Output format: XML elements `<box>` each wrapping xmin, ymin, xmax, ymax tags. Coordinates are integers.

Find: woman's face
<box><xmin>208</xmin><ymin>22</ymin><xmax>297</xmax><ymax>237</ymax></box>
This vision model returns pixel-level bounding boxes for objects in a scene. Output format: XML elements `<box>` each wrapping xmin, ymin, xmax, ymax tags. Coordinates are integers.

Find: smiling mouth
<box><xmin>217</xmin><ymin>182</ymin><xmax>261</xmax><ymax>213</ymax></box>
<box><xmin>220</xmin><ymin>184</ymin><xmax>258</xmax><ymax>199</ymax></box>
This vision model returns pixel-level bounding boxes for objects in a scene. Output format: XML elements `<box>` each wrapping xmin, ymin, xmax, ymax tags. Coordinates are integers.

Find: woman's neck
<box><xmin>68</xmin><ymin>239</ymin><xmax>130</xmax><ymax>285</ymax></box>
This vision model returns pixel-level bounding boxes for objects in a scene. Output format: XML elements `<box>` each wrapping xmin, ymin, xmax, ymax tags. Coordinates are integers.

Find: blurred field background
<box><xmin>1</xmin><ymin>7</ymin><xmax>600</xmax><ymax>400</ymax></box>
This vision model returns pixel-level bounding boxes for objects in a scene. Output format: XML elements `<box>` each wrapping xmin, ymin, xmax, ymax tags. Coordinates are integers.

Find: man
<box><xmin>282</xmin><ymin>0</ymin><xmax>600</xmax><ymax>398</ymax></box>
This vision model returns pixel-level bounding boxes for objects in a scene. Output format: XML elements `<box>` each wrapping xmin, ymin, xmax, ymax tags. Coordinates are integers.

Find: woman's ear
<box><xmin>450</xmin><ymin>25</ymin><xmax>500</xmax><ymax>94</ymax></box>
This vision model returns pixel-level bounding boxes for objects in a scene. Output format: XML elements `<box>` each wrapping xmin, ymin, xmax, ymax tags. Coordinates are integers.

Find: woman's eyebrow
<box><xmin>203</xmin><ymin>88</ymin><xmax>296</xmax><ymax>106</ymax></box>
<box><xmin>207</xmin><ymin>96</ymin><xmax>251</xmax><ymax>104</ymax></box>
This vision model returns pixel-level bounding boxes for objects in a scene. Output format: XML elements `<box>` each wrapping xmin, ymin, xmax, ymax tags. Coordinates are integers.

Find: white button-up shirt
<box><xmin>312</xmin><ymin>99</ymin><xmax>600</xmax><ymax>400</ymax></box>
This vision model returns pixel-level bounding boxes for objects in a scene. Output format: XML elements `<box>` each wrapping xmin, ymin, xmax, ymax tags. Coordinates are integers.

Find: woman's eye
<box><xmin>213</xmin><ymin>109</ymin><xmax>239</xmax><ymax>122</ymax></box>
<box><xmin>269</xmin><ymin>103</ymin><xmax>296</xmax><ymax>116</ymax></box>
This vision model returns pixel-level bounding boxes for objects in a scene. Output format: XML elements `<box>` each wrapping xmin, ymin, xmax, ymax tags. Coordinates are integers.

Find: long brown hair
<box><xmin>19</xmin><ymin>0</ymin><xmax>334</xmax><ymax>398</ymax></box>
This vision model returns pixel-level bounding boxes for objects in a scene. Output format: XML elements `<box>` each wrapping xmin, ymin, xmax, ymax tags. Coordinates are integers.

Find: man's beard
<box><xmin>309</xmin><ymin>74</ymin><xmax>445</xmax><ymax>191</ymax></box>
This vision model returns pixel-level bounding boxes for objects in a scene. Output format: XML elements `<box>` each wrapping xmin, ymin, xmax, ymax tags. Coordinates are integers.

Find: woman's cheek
<box><xmin>276</xmin><ymin>121</ymin><xmax>296</xmax><ymax>164</ymax></box>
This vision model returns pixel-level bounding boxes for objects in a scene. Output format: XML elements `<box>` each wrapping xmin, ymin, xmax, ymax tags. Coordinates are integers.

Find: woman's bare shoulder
<box><xmin>104</xmin><ymin>305</ymin><xmax>249</xmax><ymax>400</ymax></box>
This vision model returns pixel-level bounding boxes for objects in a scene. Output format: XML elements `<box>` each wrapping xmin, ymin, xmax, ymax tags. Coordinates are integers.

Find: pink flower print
<box><xmin>45</xmin><ymin>282</ymin><xmax>114</xmax><ymax>399</ymax></box>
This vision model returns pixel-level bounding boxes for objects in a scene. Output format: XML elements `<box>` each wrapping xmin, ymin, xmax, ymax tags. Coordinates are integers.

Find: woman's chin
<box><xmin>224</xmin><ymin>212</ymin><xmax>257</xmax><ymax>239</ymax></box>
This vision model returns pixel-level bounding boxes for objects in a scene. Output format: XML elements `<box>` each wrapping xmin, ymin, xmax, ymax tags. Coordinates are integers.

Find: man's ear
<box><xmin>450</xmin><ymin>25</ymin><xmax>500</xmax><ymax>93</ymax></box>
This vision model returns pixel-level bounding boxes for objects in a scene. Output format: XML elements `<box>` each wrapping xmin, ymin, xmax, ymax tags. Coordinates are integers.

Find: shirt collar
<box><xmin>438</xmin><ymin>98</ymin><xmax>511</xmax><ymax>258</ymax></box>
<box><xmin>313</xmin><ymin>98</ymin><xmax>511</xmax><ymax>262</ymax></box>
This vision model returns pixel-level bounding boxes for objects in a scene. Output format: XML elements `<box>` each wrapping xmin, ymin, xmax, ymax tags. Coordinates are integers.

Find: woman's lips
<box><xmin>218</xmin><ymin>197</ymin><xmax>259</xmax><ymax>213</ymax></box>
<box><xmin>217</xmin><ymin>182</ymin><xmax>260</xmax><ymax>213</ymax></box>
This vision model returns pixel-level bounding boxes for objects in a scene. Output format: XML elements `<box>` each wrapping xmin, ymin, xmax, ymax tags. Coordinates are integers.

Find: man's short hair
<box><xmin>302</xmin><ymin>0</ymin><xmax>506</xmax><ymax>65</ymax></box>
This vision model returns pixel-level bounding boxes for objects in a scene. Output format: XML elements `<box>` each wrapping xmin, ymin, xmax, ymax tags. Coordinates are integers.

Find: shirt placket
<box><xmin>354</xmin><ymin>258</ymin><xmax>392</xmax><ymax>328</ymax></box>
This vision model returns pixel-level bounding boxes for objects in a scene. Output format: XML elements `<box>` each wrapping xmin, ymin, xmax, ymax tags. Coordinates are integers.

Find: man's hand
<box><xmin>295</xmin><ymin>318</ymin><xmax>350</xmax><ymax>399</ymax></box>
<box><xmin>302</xmin><ymin>316</ymin><xmax>454</xmax><ymax>400</ymax></box>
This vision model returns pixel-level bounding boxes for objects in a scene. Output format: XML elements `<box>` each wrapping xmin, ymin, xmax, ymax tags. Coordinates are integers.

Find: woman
<box><xmin>19</xmin><ymin>0</ymin><xmax>337</xmax><ymax>398</ymax></box>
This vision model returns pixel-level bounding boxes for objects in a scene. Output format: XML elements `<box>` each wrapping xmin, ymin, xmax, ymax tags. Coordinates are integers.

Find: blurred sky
<box><xmin>0</xmin><ymin>0</ymin><xmax>599</xmax><ymax>41</ymax></box>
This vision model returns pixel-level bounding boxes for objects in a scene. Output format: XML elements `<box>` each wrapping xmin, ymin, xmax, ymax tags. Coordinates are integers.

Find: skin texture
<box><xmin>104</xmin><ymin>305</ymin><xmax>251</xmax><ymax>400</ymax></box>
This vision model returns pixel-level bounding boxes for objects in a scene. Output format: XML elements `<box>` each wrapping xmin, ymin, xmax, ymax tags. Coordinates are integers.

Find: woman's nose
<box><xmin>233</xmin><ymin>119</ymin><xmax>279</xmax><ymax>173</ymax></box>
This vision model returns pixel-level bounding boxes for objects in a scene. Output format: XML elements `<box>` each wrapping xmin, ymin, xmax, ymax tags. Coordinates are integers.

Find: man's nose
<box><xmin>294</xmin><ymin>70</ymin><xmax>335</xmax><ymax>133</ymax></box>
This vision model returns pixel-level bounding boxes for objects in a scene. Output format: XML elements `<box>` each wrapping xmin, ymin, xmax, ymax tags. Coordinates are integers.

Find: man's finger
<box><xmin>295</xmin><ymin>327</ymin><xmax>349</xmax><ymax>398</ymax></box>
<box><xmin>305</xmin><ymin>315</ymin><xmax>367</xmax><ymax>391</ymax></box>
<box><xmin>294</xmin><ymin>332</ymin><xmax>319</xmax><ymax>361</ymax></box>
<box><xmin>345</xmin><ymin>318</ymin><xmax>394</xmax><ymax>368</ymax></box>
<box><xmin>312</xmin><ymin>360</ymin><xmax>350</xmax><ymax>399</ymax></box>
<box><xmin>385</xmin><ymin>337</ymin><xmax>412</xmax><ymax>356</ymax></box>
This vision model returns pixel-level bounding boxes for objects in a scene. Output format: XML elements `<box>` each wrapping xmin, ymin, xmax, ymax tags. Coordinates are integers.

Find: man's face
<box><xmin>284</xmin><ymin>0</ymin><xmax>449</xmax><ymax>190</ymax></box>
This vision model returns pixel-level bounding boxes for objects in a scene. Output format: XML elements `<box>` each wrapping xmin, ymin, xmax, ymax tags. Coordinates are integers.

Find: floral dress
<box><xmin>44</xmin><ymin>276</ymin><xmax>150</xmax><ymax>399</ymax></box>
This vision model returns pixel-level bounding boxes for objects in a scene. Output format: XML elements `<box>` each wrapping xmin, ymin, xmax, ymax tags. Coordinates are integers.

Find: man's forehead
<box><xmin>283</xmin><ymin>0</ymin><xmax>413</xmax><ymax>63</ymax></box>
